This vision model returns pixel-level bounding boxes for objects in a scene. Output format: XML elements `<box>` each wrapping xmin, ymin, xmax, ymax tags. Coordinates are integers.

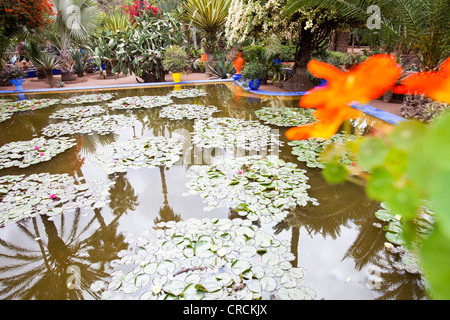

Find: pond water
<box><xmin>0</xmin><ymin>83</ymin><xmax>426</xmax><ymax>300</ymax></box>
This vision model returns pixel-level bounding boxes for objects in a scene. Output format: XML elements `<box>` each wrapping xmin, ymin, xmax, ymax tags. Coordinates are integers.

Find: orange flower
<box><xmin>393</xmin><ymin>58</ymin><xmax>450</xmax><ymax>103</ymax></box>
<box><xmin>286</xmin><ymin>54</ymin><xmax>403</xmax><ymax>140</ymax></box>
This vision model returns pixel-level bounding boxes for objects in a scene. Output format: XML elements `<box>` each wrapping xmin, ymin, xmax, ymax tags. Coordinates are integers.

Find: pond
<box><xmin>0</xmin><ymin>83</ymin><xmax>426</xmax><ymax>300</ymax></box>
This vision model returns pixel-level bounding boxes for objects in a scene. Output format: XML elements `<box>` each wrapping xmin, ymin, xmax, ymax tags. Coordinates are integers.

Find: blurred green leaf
<box><xmin>322</xmin><ymin>163</ymin><xmax>348</xmax><ymax>184</ymax></box>
<box><xmin>358</xmin><ymin>137</ymin><xmax>389</xmax><ymax>170</ymax></box>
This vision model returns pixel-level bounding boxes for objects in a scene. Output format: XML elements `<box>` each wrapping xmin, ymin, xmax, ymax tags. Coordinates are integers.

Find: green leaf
<box><xmin>385</xmin><ymin>186</ymin><xmax>420</xmax><ymax>219</ymax></box>
<box><xmin>231</xmin><ymin>260</ymin><xmax>251</xmax><ymax>275</ymax></box>
<box><xmin>194</xmin><ymin>241</ymin><xmax>214</xmax><ymax>258</ymax></box>
<box><xmin>357</xmin><ymin>137</ymin><xmax>389</xmax><ymax>170</ymax></box>
<box><xmin>420</xmin><ymin>225</ymin><xmax>450</xmax><ymax>300</ymax></box>
<box><xmin>366</xmin><ymin>168</ymin><xmax>396</xmax><ymax>201</ymax></box>
<box><xmin>389</xmin><ymin>121</ymin><xmax>426</xmax><ymax>151</ymax></box>
<box><xmin>322</xmin><ymin>163</ymin><xmax>348</xmax><ymax>184</ymax></box>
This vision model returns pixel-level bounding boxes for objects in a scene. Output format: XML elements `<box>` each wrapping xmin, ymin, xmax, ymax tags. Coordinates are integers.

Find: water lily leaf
<box><xmin>157</xmin><ymin>260</ymin><xmax>176</xmax><ymax>275</ymax></box>
<box><xmin>194</xmin><ymin>241</ymin><xmax>214</xmax><ymax>258</ymax></box>
<box><xmin>239</xmin><ymin>245</ymin><xmax>257</xmax><ymax>258</ymax></box>
<box><xmin>163</xmin><ymin>280</ymin><xmax>185</xmax><ymax>296</ymax></box>
<box><xmin>135</xmin><ymin>274</ymin><xmax>151</xmax><ymax>287</ymax></box>
<box><xmin>247</xmin><ymin>281</ymin><xmax>262</xmax><ymax>293</ymax></box>
<box><xmin>200</xmin><ymin>277</ymin><xmax>222</xmax><ymax>292</ymax></box>
<box><xmin>183</xmin><ymin>283</ymin><xmax>206</xmax><ymax>300</ymax></box>
<box><xmin>260</xmin><ymin>276</ymin><xmax>277</xmax><ymax>292</ymax></box>
<box><xmin>262</xmin><ymin>252</ymin><xmax>279</xmax><ymax>266</ymax></box>
<box><xmin>231</xmin><ymin>260</ymin><xmax>251</xmax><ymax>275</ymax></box>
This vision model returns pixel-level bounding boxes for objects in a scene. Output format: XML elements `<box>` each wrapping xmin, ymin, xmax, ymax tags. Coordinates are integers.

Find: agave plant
<box><xmin>71</xmin><ymin>51</ymin><xmax>86</xmax><ymax>77</ymax></box>
<box><xmin>210</xmin><ymin>54</ymin><xmax>234</xmax><ymax>79</ymax></box>
<box><xmin>36</xmin><ymin>53</ymin><xmax>60</xmax><ymax>87</ymax></box>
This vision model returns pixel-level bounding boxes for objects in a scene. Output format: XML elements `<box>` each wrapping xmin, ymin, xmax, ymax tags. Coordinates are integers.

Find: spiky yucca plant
<box><xmin>179</xmin><ymin>0</ymin><xmax>231</xmax><ymax>72</ymax></box>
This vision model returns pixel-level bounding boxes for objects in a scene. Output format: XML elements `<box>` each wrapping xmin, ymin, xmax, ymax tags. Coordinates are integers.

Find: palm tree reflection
<box><xmin>154</xmin><ymin>166</ymin><xmax>181</xmax><ymax>225</ymax></box>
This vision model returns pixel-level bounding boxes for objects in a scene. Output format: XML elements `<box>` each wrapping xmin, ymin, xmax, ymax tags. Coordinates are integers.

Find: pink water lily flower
<box><xmin>39</xmin><ymin>152</ymin><xmax>44</xmax><ymax>156</ymax></box>
<box><xmin>34</xmin><ymin>146</ymin><xmax>39</xmax><ymax>150</ymax></box>
<box><xmin>237</xmin><ymin>170</ymin><xmax>243</xmax><ymax>175</ymax></box>
<box><xmin>49</xmin><ymin>193</ymin><xmax>57</xmax><ymax>200</ymax></box>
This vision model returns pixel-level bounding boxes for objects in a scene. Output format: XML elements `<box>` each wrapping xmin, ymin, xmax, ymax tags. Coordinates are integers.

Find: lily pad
<box><xmin>91</xmin><ymin>218</ymin><xmax>315</xmax><ymax>300</ymax></box>
<box><xmin>49</xmin><ymin>105</ymin><xmax>105</xmax><ymax>120</ymax></box>
<box><xmin>108</xmin><ymin>95</ymin><xmax>173</xmax><ymax>110</ymax></box>
<box><xmin>88</xmin><ymin>136</ymin><xmax>183</xmax><ymax>174</ymax></box>
<box><xmin>192</xmin><ymin>117</ymin><xmax>282</xmax><ymax>152</ymax></box>
<box><xmin>288</xmin><ymin>133</ymin><xmax>356</xmax><ymax>169</ymax></box>
<box><xmin>0</xmin><ymin>137</ymin><xmax>76</xmax><ymax>169</ymax></box>
<box><xmin>255</xmin><ymin>107</ymin><xmax>316</xmax><ymax>127</ymax></box>
<box><xmin>160</xmin><ymin>104</ymin><xmax>218</xmax><ymax>120</ymax></box>
<box><xmin>42</xmin><ymin>114</ymin><xmax>137</xmax><ymax>137</ymax></box>
<box><xmin>167</xmin><ymin>88</ymin><xmax>207</xmax><ymax>99</ymax></box>
<box><xmin>0</xmin><ymin>173</ymin><xmax>113</xmax><ymax>226</ymax></box>
<box><xmin>185</xmin><ymin>155</ymin><xmax>319</xmax><ymax>223</ymax></box>
<box><xmin>60</xmin><ymin>93</ymin><xmax>114</xmax><ymax>104</ymax></box>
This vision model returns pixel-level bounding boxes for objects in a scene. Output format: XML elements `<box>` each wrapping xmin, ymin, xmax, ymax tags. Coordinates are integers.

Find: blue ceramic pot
<box><xmin>9</xmin><ymin>78</ymin><xmax>24</xmax><ymax>91</ymax></box>
<box><xmin>248</xmin><ymin>79</ymin><xmax>261</xmax><ymax>90</ymax></box>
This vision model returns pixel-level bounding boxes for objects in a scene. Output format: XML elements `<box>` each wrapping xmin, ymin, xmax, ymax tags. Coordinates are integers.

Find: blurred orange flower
<box><xmin>286</xmin><ymin>54</ymin><xmax>403</xmax><ymax>140</ymax></box>
<box><xmin>393</xmin><ymin>58</ymin><xmax>450</xmax><ymax>103</ymax></box>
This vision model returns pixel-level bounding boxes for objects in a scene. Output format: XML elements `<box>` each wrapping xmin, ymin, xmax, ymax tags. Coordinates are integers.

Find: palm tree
<box><xmin>179</xmin><ymin>0</ymin><xmax>231</xmax><ymax>72</ymax></box>
<box><xmin>49</xmin><ymin>0</ymin><xmax>102</xmax><ymax>81</ymax></box>
<box><xmin>286</xmin><ymin>0</ymin><xmax>450</xmax><ymax>118</ymax></box>
<box><xmin>287</xmin><ymin>0</ymin><xmax>449</xmax><ymax>71</ymax></box>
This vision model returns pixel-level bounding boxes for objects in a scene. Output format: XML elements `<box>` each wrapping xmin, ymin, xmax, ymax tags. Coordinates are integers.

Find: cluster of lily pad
<box><xmin>42</xmin><ymin>114</ymin><xmax>137</xmax><ymax>137</ymax></box>
<box><xmin>4</xmin><ymin>98</ymin><xmax>61</xmax><ymax>111</ymax></box>
<box><xmin>49</xmin><ymin>105</ymin><xmax>106</xmax><ymax>120</ymax></box>
<box><xmin>287</xmin><ymin>133</ymin><xmax>356</xmax><ymax>168</ymax></box>
<box><xmin>159</xmin><ymin>104</ymin><xmax>219</xmax><ymax>120</ymax></box>
<box><xmin>374</xmin><ymin>202</ymin><xmax>434</xmax><ymax>275</ymax></box>
<box><xmin>60</xmin><ymin>93</ymin><xmax>115</xmax><ymax>104</ymax></box>
<box><xmin>108</xmin><ymin>95</ymin><xmax>173</xmax><ymax>110</ymax></box>
<box><xmin>0</xmin><ymin>98</ymin><xmax>61</xmax><ymax>122</ymax></box>
<box><xmin>0</xmin><ymin>136</ymin><xmax>76</xmax><ymax>169</ymax></box>
<box><xmin>89</xmin><ymin>136</ymin><xmax>184</xmax><ymax>174</ymax></box>
<box><xmin>192</xmin><ymin>117</ymin><xmax>282</xmax><ymax>151</ymax></box>
<box><xmin>255</xmin><ymin>107</ymin><xmax>316</xmax><ymax>127</ymax></box>
<box><xmin>184</xmin><ymin>155</ymin><xmax>319</xmax><ymax>223</ymax></box>
<box><xmin>167</xmin><ymin>88</ymin><xmax>207</xmax><ymax>99</ymax></box>
<box><xmin>0</xmin><ymin>173</ymin><xmax>113</xmax><ymax>226</ymax></box>
<box><xmin>90</xmin><ymin>218</ymin><xmax>316</xmax><ymax>300</ymax></box>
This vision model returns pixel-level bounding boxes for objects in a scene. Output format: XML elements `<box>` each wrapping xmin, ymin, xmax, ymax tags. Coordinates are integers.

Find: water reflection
<box><xmin>0</xmin><ymin>212</ymin><xmax>113</xmax><ymax>299</ymax></box>
<box><xmin>0</xmin><ymin>84</ymin><xmax>428</xmax><ymax>300</ymax></box>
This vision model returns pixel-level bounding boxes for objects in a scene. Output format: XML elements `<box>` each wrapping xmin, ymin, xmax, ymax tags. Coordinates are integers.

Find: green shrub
<box><xmin>241</xmin><ymin>60</ymin><xmax>267</xmax><ymax>79</ymax></box>
<box><xmin>243</xmin><ymin>45</ymin><xmax>266</xmax><ymax>62</ymax></box>
<box><xmin>162</xmin><ymin>45</ymin><xmax>189</xmax><ymax>73</ymax></box>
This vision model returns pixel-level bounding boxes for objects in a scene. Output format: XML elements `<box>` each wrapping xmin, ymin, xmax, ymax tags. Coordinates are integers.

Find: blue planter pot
<box><xmin>248</xmin><ymin>79</ymin><xmax>261</xmax><ymax>90</ymax></box>
<box><xmin>9</xmin><ymin>78</ymin><xmax>24</xmax><ymax>91</ymax></box>
<box><xmin>318</xmin><ymin>79</ymin><xmax>328</xmax><ymax>87</ymax></box>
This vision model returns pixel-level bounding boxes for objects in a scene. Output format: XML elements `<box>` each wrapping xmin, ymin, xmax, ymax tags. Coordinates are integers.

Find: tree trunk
<box><xmin>45</xmin><ymin>70</ymin><xmax>55</xmax><ymax>87</ymax></box>
<box><xmin>335</xmin><ymin>31</ymin><xmax>350</xmax><ymax>53</ymax></box>
<box><xmin>205</xmin><ymin>49</ymin><xmax>215</xmax><ymax>76</ymax></box>
<box><xmin>283</xmin><ymin>27</ymin><xmax>315</xmax><ymax>92</ymax></box>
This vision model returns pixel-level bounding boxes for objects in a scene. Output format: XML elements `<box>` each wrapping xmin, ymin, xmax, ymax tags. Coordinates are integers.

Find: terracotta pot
<box><xmin>233</xmin><ymin>52</ymin><xmax>245</xmax><ymax>75</ymax></box>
